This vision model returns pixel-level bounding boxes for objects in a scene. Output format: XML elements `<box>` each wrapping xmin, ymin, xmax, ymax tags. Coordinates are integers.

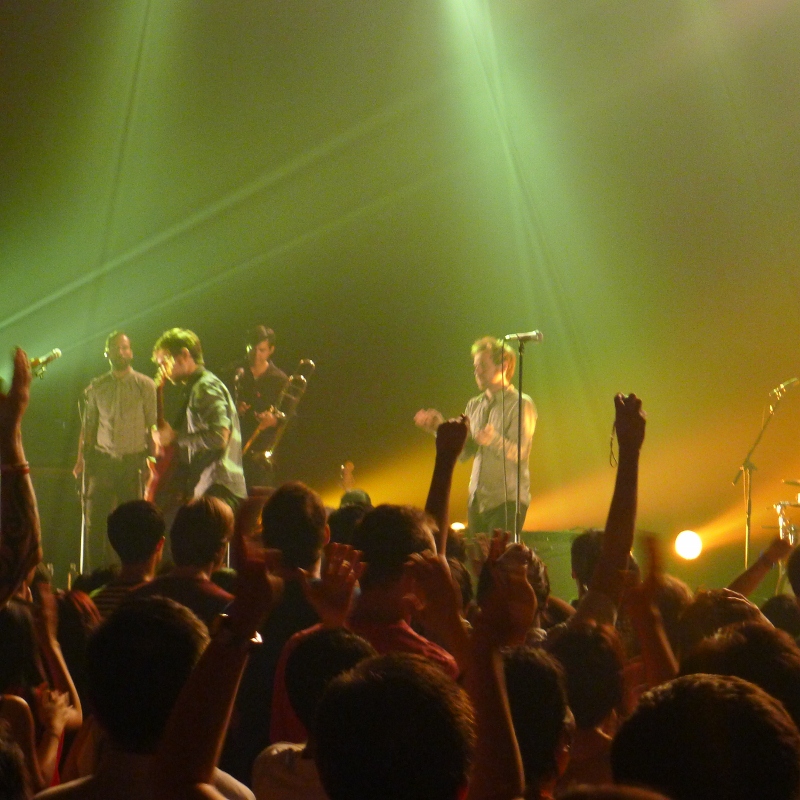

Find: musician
<box><xmin>74</xmin><ymin>331</ymin><xmax>157</xmax><ymax>570</ymax></box>
<box><xmin>415</xmin><ymin>336</ymin><xmax>536</xmax><ymax>534</ymax></box>
<box><xmin>151</xmin><ymin>328</ymin><xmax>246</xmax><ymax>509</ymax></box>
<box><xmin>232</xmin><ymin>325</ymin><xmax>288</xmax><ymax>491</ymax></box>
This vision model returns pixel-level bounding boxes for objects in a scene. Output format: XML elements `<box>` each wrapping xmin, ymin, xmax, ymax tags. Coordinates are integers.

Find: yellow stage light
<box><xmin>675</xmin><ymin>530</ymin><xmax>702</xmax><ymax>560</ymax></box>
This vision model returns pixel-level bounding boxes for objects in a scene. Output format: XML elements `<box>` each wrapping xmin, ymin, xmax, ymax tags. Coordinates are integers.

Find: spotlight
<box><xmin>675</xmin><ymin>530</ymin><xmax>702</xmax><ymax>560</ymax></box>
<box><xmin>450</xmin><ymin>522</ymin><xmax>466</xmax><ymax>532</ymax></box>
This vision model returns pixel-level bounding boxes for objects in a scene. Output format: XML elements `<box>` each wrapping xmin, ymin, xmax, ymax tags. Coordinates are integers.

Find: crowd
<box><xmin>2</xmin><ymin>348</ymin><xmax>800</xmax><ymax>800</ymax></box>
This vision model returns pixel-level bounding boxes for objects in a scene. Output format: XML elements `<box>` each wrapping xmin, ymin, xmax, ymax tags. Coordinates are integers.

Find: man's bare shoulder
<box><xmin>35</xmin><ymin>776</ymin><xmax>94</xmax><ymax>799</ymax></box>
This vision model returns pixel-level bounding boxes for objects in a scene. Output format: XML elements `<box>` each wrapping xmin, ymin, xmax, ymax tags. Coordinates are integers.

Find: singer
<box><xmin>226</xmin><ymin>325</ymin><xmax>288</xmax><ymax>492</ymax></box>
<box><xmin>73</xmin><ymin>332</ymin><xmax>157</xmax><ymax>570</ymax></box>
<box><xmin>415</xmin><ymin>336</ymin><xmax>536</xmax><ymax>535</ymax></box>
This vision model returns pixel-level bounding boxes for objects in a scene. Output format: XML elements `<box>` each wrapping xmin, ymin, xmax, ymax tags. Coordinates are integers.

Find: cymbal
<box><xmin>783</xmin><ymin>479</ymin><xmax>800</xmax><ymax>486</ymax></box>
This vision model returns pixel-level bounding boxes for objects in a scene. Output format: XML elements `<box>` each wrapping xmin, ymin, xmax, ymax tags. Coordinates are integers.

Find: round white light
<box><xmin>450</xmin><ymin>522</ymin><xmax>466</xmax><ymax>532</ymax></box>
<box><xmin>675</xmin><ymin>530</ymin><xmax>702</xmax><ymax>560</ymax></box>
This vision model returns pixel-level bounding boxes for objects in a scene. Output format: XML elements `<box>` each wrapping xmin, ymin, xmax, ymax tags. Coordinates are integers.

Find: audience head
<box><xmin>547</xmin><ymin>621</ymin><xmax>624</xmax><ymax>730</ymax></box>
<box><xmin>285</xmin><ymin>627</ymin><xmax>376</xmax><ymax>732</ymax></box>
<box><xmin>651</xmin><ymin>574</ymin><xmax>694</xmax><ymax>652</ymax></box>
<box><xmin>676</xmin><ymin>588</ymin><xmax>765</xmax><ymax>658</ymax></box>
<box><xmin>328</xmin><ymin>503</ymin><xmax>369</xmax><ymax>547</ymax></box>
<box><xmin>786</xmin><ymin>544</ymin><xmax>800</xmax><ymax>596</ymax></box>
<box><xmin>86</xmin><ymin>597</ymin><xmax>209</xmax><ymax>753</ymax></box>
<box><xmin>170</xmin><ymin>496</ymin><xmax>234</xmax><ymax>569</ymax></box>
<box><xmin>315</xmin><ymin>653</ymin><xmax>475</xmax><ymax>800</ymax></box>
<box><xmin>261</xmin><ymin>481</ymin><xmax>328</xmax><ymax>570</ymax></box>
<box><xmin>0</xmin><ymin>599</ymin><xmax>44</xmax><ymax>692</ymax></box>
<box><xmin>571</xmin><ymin>529</ymin><xmax>604</xmax><ymax>590</ymax></box>
<box><xmin>339</xmin><ymin>489</ymin><xmax>372</xmax><ymax>509</ymax></box>
<box><xmin>761</xmin><ymin>594</ymin><xmax>800</xmax><ymax>638</ymax></box>
<box><xmin>611</xmin><ymin>673</ymin><xmax>800</xmax><ymax>800</ymax></box>
<box><xmin>107</xmin><ymin>500</ymin><xmax>165</xmax><ymax>565</ymax></box>
<box><xmin>0</xmin><ymin>731</ymin><xmax>28</xmax><ymax>800</ymax></box>
<box><xmin>448</xmin><ymin>557</ymin><xmax>473</xmax><ymax>613</ymax></box>
<box><xmin>504</xmin><ymin>646</ymin><xmax>573</xmax><ymax>791</ymax></box>
<box><xmin>680</xmin><ymin>621</ymin><xmax>800</xmax><ymax>728</ymax></box>
<box><xmin>351</xmin><ymin>504</ymin><xmax>436</xmax><ymax>591</ymax></box>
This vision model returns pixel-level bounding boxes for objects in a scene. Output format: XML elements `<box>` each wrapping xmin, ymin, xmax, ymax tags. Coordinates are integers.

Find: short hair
<box><xmin>448</xmin><ymin>557</ymin><xmax>473</xmax><ymax>611</ymax></box>
<box><xmin>152</xmin><ymin>328</ymin><xmax>203</xmax><ymax>364</ymax></box>
<box><xmin>471</xmin><ymin>336</ymin><xmax>515</xmax><ymax>380</ymax></box>
<box><xmin>761</xmin><ymin>594</ymin><xmax>800</xmax><ymax>638</ymax></box>
<box><xmin>680</xmin><ymin>621</ymin><xmax>800</xmax><ymax>728</ymax></box>
<box><xmin>0</xmin><ymin>600</ymin><xmax>44</xmax><ymax>693</ymax></box>
<box><xmin>652</xmin><ymin>574</ymin><xmax>694</xmax><ymax>652</ymax></box>
<box><xmin>86</xmin><ymin>597</ymin><xmax>209</xmax><ymax>753</ymax></box>
<box><xmin>0</xmin><ymin>732</ymin><xmax>28</xmax><ymax>800</ymax></box>
<box><xmin>786</xmin><ymin>545</ymin><xmax>800</xmax><ymax>597</ymax></box>
<box><xmin>611</xmin><ymin>674</ymin><xmax>800</xmax><ymax>800</ymax></box>
<box><xmin>315</xmin><ymin>653</ymin><xmax>475</xmax><ymax>800</ymax></box>
<box><xmin>246</xmin><ymin>325</ymin><xmax>275</xmax><ymax>352</ymax></box>
<box><xmin>351</xmin><ymin>505</ymin><xmax>436</xmax><ymax>591</ymax></box>
<box><xmin>104</xmin><ymin>330</ymin><xmax>128</xmax><ymax>355</ymax></box>
<box><xmin>546</xmin><ymin>622</ymin><xmax>624</xmax><ymax>729</ymax></box>
<box><xmin>170</xmin><ymin>496</ymin><xmax>234</xmax><ymax>567</ymax></box>
<box><xmin>284</xmin><ymin>627</ymin><xmax>376</xmax><ymax>730</ymax></box>
<box><xmin>571</xmin><ymin>529</ymin><xmax>604</xmax><ymax>588</ymax></box>
<box><xmin>504</xmin><ymin>646</ymin><xmax>570</xmax><ymax>788</ymax></box>
<box><xmin>107</xmin><ymin>500</ymin><xmax>165</xmax><ymax>564</ymax></box>
<box><xmin>676</xmin><ymin>588</ymin><xmax>764</xmax><ymax>658</ymax></box>
<box><xmin>261</xmin><ymin>482</ymin><xmax>328</xmax><ymax>570</ymax></box>
<box><xmin>327</xmin><ymin>503</ymin><xmax>368</xmax><ymax>546</ymax></box>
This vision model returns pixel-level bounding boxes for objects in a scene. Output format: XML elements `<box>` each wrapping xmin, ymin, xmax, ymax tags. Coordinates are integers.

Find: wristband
<box><xmin>0</xmin><ymin>462</ymin><xmax>30</xmax><ymax>475</ymax></box>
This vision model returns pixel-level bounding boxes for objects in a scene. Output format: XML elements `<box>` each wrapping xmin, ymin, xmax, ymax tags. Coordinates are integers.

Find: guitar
<box><xmin>144</xmin><ymin>366</ymin><xmax>185</xmax><ymax>511</ymax></box>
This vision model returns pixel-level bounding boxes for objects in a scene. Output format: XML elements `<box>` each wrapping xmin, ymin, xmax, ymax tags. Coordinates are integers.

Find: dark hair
<box><xmin>328</xmin><ymin>503</ymin><xmax>368</xmax><ymax>546</ymax></box>
<box><xmin>0</xmin><ymin>731</ymin><xmax>29</xmax><ymax>800</ymax></box>
<box><xmin>56</xmin><ymin>590</ymin><xmax>101</xmax><ymax>707</ymax></box>
<box><xmin>787</xmin><ymin>545</ymin><xmax>800</xmax><ymax>596</ymax></box>
<box><xmin>676</xmin><ymin>588</ymin><xmax>764</xmax><ymax>658</ymax></box>
<box><xmin>261</xmin><ymin>482</ymin><xmax>328</xmax><ymax>570</ymax></box>
<box><xmin>652</xmin><ymin>574</ymin><xmax>693</xmax><ymax>652</ymax></box>
<box><xmin>315</xmin><ymin>653</ymin><xmax>475</xmax><ymax>800</ymax></box>
<box><xmin>351</xmin><ymin>505</ymin><xmax>435</xmax><ymax>591</ymax></box>
<box><xmin>761</xmin><ymin>594</ymin><xmax>800</xmax><ymax>638</ymax></box>
<box><xmin>152</xmin><ymin>328</ymin><xmax>203</xmax><ymax>365</ymax></box>
<box><xmin>285</xmin><ymin>627</ymin><xmax>375</xmax><ymax>730</ymax></box>
<box><xmin>680</xmin><ymin>621</ymin><xmax>800</xmax><ymax>728</ymax></box>
<box><xmin>170</xmin><ymin>496</ymin><xmax>233</xmax><ymax>568</ymax></box>
<box><xmin>611</xmin><ymin>673</ymin><xmax>800</xmax><ymax>800</ymax></box>
<box><xmin>107</xmin><ymin>500</ymin><xmax>165</xmax><ymax>564</ymax></box>
<box><xmin>504</xmin><ymin>646</ymin><xmax>570</xmax><ymax>788</ymax></box>
<box><xmin>86</xmin><ymin>597</ymin><xmax>208</xmax><ymax>753</ymax></box>
<box><xmin>104</xmin><ymin>330</ymin><xmax>128</xmax><ymax>355</ymax></box>
<box><xmin>0</xmin><ymin>600</ymin><xmax>44</xmax><ymax>692</ymax></box>
<box><xmin>570</xmin><ymin>529</ymin><xmax>604</xmax><ymax>589</ymax></box>
<box><xmin>448</xmin><ymin>558</ymin><xmax>473</xmax><ymax>611</ymax></box>
<box><xmin>546</xmin><ymin>622</ymin><xmax>624</xmax><ymax>729</ymax></box>
<box><xmin>246</xmin><ymin>325</ymin><xmax>275</xmax><ymax>351</ymax></box>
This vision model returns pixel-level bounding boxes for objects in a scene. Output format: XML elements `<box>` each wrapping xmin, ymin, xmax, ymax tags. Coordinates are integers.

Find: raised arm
<box><xmin>466</xmin><ymin>554</ymin><xmax>534</xmax><ymax>800</ymax></box>
<box><xmin>425</xmin><ymin>416</ymin><xmax>469</xmax><ymax>554</ymax></box>
<box><xmin>0</xmin><ymin>348</ymin><xmax>41</xmax><ymax>607</ymax></box>
<box><xmin>727</xmin><ymin>535</ymin><xmax>792</xmax><ymax>597</ymax></box>
<box><xmin>573</xmin><ymin>393</ymin><xmax>645</xmax><ymax>626</ymax></box>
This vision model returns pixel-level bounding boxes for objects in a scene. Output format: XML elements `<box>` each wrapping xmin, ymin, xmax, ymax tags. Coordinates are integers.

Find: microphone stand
<box><xmin>733</xmin><ymin>390</ymin><xmax>787</xmax><ymax>568</ymax></box>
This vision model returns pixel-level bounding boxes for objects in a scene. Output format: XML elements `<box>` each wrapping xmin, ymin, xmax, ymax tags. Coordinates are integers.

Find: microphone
<box><xmin>503</xmin><ymin>331</ymin><xmax>543</xmax><ymax>344</ymax></box>
<box><xmin>770</xmin><ymin>377</ymin><xmax>799</xmax><ymax>396</ymax></box>
<box><xmin>30</xmin><ymin>348</ymin><xmax>62</xmax><ymax>370</ymax></box>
